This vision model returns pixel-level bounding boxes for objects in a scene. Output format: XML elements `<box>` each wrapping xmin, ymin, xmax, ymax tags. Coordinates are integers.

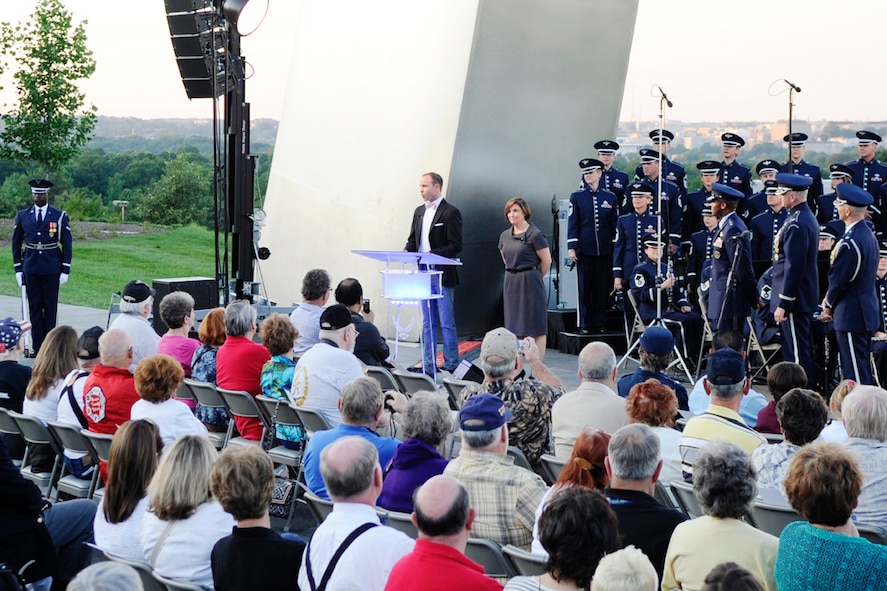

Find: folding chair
<box><xmin>256</xmin><ymin>395</ymin><xmax>305</xmax><ymax>531</ymax></box>
<box><xmin>619</xmin><ymin>290</ymin><xmax>692</xmax><ymax>382</ymax></box>
<box><xmin>502</xmin><ymin>544</ymin><xmax>547</xmax><ymax>576</ymax></box>
<box><xmin>619</xmin><ymin>290</ymin><xmax>648</xmax><ymax>369</ymax></box>
<box><xmin>9</xmin><ymin>411</ymin><xmax>62</xmax><ymax>496</ymax></box>
<box><xmin>392</xmin><ymin>370</ymin><xmax>438</xmax><ymax>396</ymax></box>
<box><xmin>216</xmin><ymin>388</ymin><xmax>271</xmax><ymax>448</ymax></box>
<box><xmin>764</xmin><ymin>432</ymin><xmax>784</xmax><ymax>444</ymax></box>
<box><xmin>106</xmin><ymin>292</ymin><xmax>122</xmax><ymax>330</ymax></box>
<box><xmin>696</xmin><ymin>297</ymin><xmax>715</xmax><ymax>379</ymax></box>
<box><xmin>746</xmin><ymin>317</ymin><xmax>781</xmax><ymax>381</ymax></box>
<box><xmin>465</xmin><ymin>538</ymin><xmax>516</xmax><ymax>580</ymax></box>
<box><xmin>80</xmin><ymin>429</ymin><xmax>114</xmax><ymax>503</ymax></box>
<box><xmin>858</xmin><ymin>523</ymin><xmax>887</xmax><ymax>545</ymax></box>
<box><xmin>46</xmin><ymin>419</ymin><xmax>100</xmax><ymax>501</ymax></box>
<box><xmin>291</xmin><ymin>405</ymin><xmax>333</xmax><ymax>440</ymax></box>
<box><xmin>669</xmin><ymin>479</ymin><xmax>703</xmax><ymax>518</ymax></box>
<box><xmin>538</xmin><ymin>454</ymin><xmax>565</xmax><ymax>485</ymax></box>
<box><xmin>366</xmin><ymin>366</ymin><xmax>402</xmax><ymax>392</ymax></box>
<box><xmin>185</xmin><ymin>379</ymin><xmax>233</xmax><ymax>448</ymax></box>
<box><xmin>376</xmin><ymin>508</ymin><xmax>419</xmax><ymax>538</ymax></box>
<box><xmin>506</xmin><ymin>446</ymin><xmax>533</xmax><ymax>471</ymax></box>
<box><xmin>102</xmin><ymin>552</ymin><xmax>167</xmax><ymax>591</ymax></box>
<box><xmin>303</xmin><ymin>489</ymin><xmax>334</xmax><ymax>523</ymax></box>
<box><xmin>748</xmin><ymin>500</ymin><xmax>803</xmax><ymax>537</ymax></box>
<box><xmin>174</xmin><ymin>380</ymin><xmax>197</xmax><ymax>404</ymax></box>
<box><xmin>442</xmin><ymin>378</ymin><xmax>470</xmax><ymax>410</ymax></box>
<box><xmin>0</xmin><ymin>407</ymin><xmax>25</xmax><ymax>467</ymax></box>
<box><xmin>654</xmin><ymin>480</ymin><xmax>680</xmax><ymax>511</ymax></box>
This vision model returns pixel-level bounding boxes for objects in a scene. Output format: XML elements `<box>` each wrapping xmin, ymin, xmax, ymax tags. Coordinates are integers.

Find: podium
<box><xmin>353</xmin><ymin>250</ymin><xmax>462</xmax><ymax>377</ymax></box>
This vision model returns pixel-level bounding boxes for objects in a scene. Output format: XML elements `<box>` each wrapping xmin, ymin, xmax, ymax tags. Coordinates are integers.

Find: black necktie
<box><xmin>36</xmin><ymin>209</ymin><xmax>43</xmax><ymax>225</ymax></box>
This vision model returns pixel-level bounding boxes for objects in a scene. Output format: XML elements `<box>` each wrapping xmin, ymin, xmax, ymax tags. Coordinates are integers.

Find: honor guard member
<box><xmin>613</xmin><ymin>182</ymin><xmax>661</xmax><ymax>293</ymax></box>
<box><xmin>750</xmin><ymin>180</ymin><xmax>788</xmax><ymax>264</ymax></box>
<box><xmin>686</xmin><ymin>204</ymin><xmax>718</xmax><ymax>296</ymax></box>
<box><xmin>12</xmin><ymin>179</ymin><xmax>72</xmax><ymax>353</ymax></box>
<box><xmin>818</xmin><ymin>164</ymin><xmax>854</xmax><ymax>224</ymax></box>
<box><xmin>781</xmin><ymin>133</ymin><xmax>823</xmax><ymax>219</ymax></box>
<box><xmin>682</xmin><ymin>160</ymin><xmax>720</xmax><ymax>239</ymax></box>
<box><xmin>595</xmin><ymin>140</ymin><xmax>629</xmax><ymax>212</ymax></box>
<box><xmin>819</xmin><ymin>183</ymin><xmax>879</xmax><ymax>384</ymax></box>
<box><xmin>771</xmin><ymin>173</ymin><xmax>819</xmax><ymax>384</ymax></box>
<box><xmin>634</xmin><ymin>129</ymin><xmax>687</xmax><ymax>199</ymax></box>
<box><xmin>639</xmin><ymin>149</ymin><xmax>683</xmax><ymax>251</ymax></box>
<box><xmin>742</xmin><ymin>160</ymin><xmax>781</xmax><ymax>222</ymax></box>
<box><xmin>707</xmin><ymin>184</ymin><xmax>757</xmax><ymax>333</ymax></box>
<box><xmin>871</xmin><ymin>242</ymin><xmax>887</xmax><ymax>382</ymax></box>
<box><xmin>720</xmin><ymin>133</ymin><xmax>753</xmax><ymax>196</ymax></box>
<box><xmin>568</xmin><ymin>158</ymin><xmax>618</xmax><ymax>334</ymax></box>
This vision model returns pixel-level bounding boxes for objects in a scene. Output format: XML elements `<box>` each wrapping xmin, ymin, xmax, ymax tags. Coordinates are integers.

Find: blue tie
<box><xmin>36</xmin><ymin>209</ymin><xmax>43</xmax><ymax>225</ymax></box>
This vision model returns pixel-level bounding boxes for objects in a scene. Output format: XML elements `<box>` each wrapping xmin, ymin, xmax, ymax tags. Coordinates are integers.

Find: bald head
<box><xmin>578</xmin><ymin>341</ymin><xmax>617</xmax><ymax>382</ymax></box>
<box><xmin>98</xmin><ymin>329</ymin><xmax>133</xmax><ymax>369</ymax></box>
<box><xmin>413</xmin><ymin>475</ymin><xmax>471</xmax><ymax>538</ymax></box>
<box><xmin>319</xmin><ymin>436</ymin><xmax>380</xmax><ymax>502</ymax></box>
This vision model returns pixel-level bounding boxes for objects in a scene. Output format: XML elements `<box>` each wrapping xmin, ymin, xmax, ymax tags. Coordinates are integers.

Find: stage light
<box><xmin>222</xmin><ymin>0</ymin><xmax>269</xmax><ymax>36</ymax></box>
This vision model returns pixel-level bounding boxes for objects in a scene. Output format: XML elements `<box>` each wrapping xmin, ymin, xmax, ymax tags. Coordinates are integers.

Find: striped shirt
<box><xmin>679</xmin><ymin>405</ymin><xmax>766</xmax><ymax>480</ymax></box>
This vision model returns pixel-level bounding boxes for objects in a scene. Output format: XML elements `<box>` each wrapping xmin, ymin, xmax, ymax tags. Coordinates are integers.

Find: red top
<box><xmin>83</xmin><ymin>364</ymin><xmax>139</xmax><ymax>481</ymax></box>
<box><xmin>755</xmin><ymin>400</ymin><xmax>780</xmax><ymax>434</ymax></box>
<box><xmin>384</xmin><ymin>539</ymin><xmax>503</xmax><ymax>591</ymax></box>
<box><xmin>216</xmin><ymin>336</ymin><xmax>270</xmax><ymax>441</ymax></box>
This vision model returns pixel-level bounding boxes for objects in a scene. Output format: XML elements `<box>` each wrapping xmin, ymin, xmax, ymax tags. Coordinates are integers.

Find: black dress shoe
<box><xmin>579</xmin><ymin>328</ymin><xmax>591</xmax><ymax>335</ymax></box>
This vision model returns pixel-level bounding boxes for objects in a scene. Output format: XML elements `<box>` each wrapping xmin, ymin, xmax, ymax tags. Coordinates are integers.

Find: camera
<box><xmin>362</xmin><ymin>298</ymin><xmax>371</xmax><ymax>314</ymax></box>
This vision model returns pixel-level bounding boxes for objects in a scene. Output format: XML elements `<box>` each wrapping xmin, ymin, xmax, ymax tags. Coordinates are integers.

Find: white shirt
<box><xmin>56</xmin><ymin>369</ymin><xmax>88</xmax><ymax>427</ymax></box>
<box><xmin>419</xmin><ymin>196</ymin><xmax>443</xmax><ymax>253</ymax></box>
<box><xmin>130</xmin><ymin>398</ymin><xmax>208</xmax><ymax>449</ymax></box>
<box><xmin>819</xmin><ymin>420</ymin><xmax>848</xmax><ymax>444</ymax></box>
<box><xmin>94</xmin><ymin>496</ymin><xmax>150</xmax><ymax>561</ymax></box>
<box><xmin>652</xmin><ymin>424</ymin><xmax>684</xmax><ymax>486</ymax></box>
<box><xmin>22</xmin><ymin>377</ymin><xmax>65</xmax><ymax>422</ymax></box>
<box><xmin>289</xmin><ymin>342</ymin><xmax>364</xmax><ymax>428</ymax></box>
<box><xmin>109</xmin><ymin>312</ymin><xmax>161</xmax><ymax>372</ymax></box>
<box><xmin>34</xmin><ymin>205</ymin><xmax>47</xmax><ymax>222</ymax></box>
<box><xmin>297</xmin><ymin>502</ymin><xmax>414</xmax><ymax>591</ymax></box>
<box><xmin>289</xmin><ymin>302</ymin><xmax>325</xmax><ymax>354</ymax></box>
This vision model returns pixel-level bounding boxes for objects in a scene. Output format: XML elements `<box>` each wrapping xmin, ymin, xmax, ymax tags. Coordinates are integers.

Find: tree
<box><xmin>0</xmin><ymin>0</ymin><xmax>97</xmax><ymax>177</ymax></box>
<box><xmin>137</xmin><ymin>154</ymin><xmax>213</xmax><ymax>227</ymax></box>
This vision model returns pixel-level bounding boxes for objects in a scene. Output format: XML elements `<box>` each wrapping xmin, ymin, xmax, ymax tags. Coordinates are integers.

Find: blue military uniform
<box><xmin>781</xmin><ymin>133</ymin><xmax>823</xmax><ymax>220</ymax></box>
<box><xmin>872</xmin><ymin>248</ymin><xmax>887</xmax><ymax>382</ymax></box>
<box><xmin>638</xmin><ymin>149</ymin><xmax>683</xmax><ymax>246</ymax></box>
<box><xmin>568</xmin><ymin>158</ymin><xmax>618</xmax><ymax>332</ymax></box>
<box><xmin>741</xmin><ymin>160</ymin><xmax>781</xmax><ymax>222</ymax></box>
<box><xmin>847</xmin><ymin>130</ymin><xmax>887</xmax><ymax>236</ymax></box>
<box><xmin>594</xmin><ymin>140</ymin><xmax>630</xmax><ymax>212</ymax></box>
<box><xmin>12</xmin><ymin>180</ymin><xmax>72</xmax><ymax>352</ymax></box>
<box><xmin>751</xmin><ymin>268</ymin><xmax>780</xmax><ymax>346</ymax></box>
<box><xmin>613</xmin><ymin>183</ymin><xmax>662</xmax><ymax>284</ymax></box>
<box><xmin>634</xmin><ymin>129</ymin><xmax>687</xmax><ymax>199</ymax></box>
<box><xmin>720</xmin><ymin>133</ymin><xmax>753</xmax><ymax>196</ymax></box>
<box><xmin>686</xmin><ymin>225</ymin><xmax>715</xmax><ymax>291</ymax></box>
<box><xmin>823</xmin><ymin>184</ymin><xmax>879</xmax><ymax>384</ymax></box>
<box><xmin>750</xmin><ymin>187</ymin><xmax>788</xmax><ymax>263</ymax></box>
<box><xmin>771</xmin><ymin>173</ymin><xmax>819</xmax><ymax>383</ymax></box>
<box><xmin>682</xmin><ymin>160</ymin><xmax>720</xmax><ymax>239</ymax></box>
<box><xmin>817</xmin><ymin>164</ymin><xmax>854</xmax><ymax>225</ymax></box>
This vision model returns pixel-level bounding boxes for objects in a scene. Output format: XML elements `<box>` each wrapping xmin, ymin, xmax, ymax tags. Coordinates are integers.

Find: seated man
<box><xmin>290</xmin><ymin>304</ymin><xmax>365</xmax><ymax>428</ymax></box>
<box><xmin>335</xmin><ymin>277</ymin><xmax>391</xmax><ymax>367</ymax></box>
<box><xmin>289</xmin><ymin>268</ymin><xmax>331</xmax><ymax>354</ymax></box>
<box><xmin>385</xmin><ymin>475</ymin><xmax>504</xmax><ymax>591</ymax></box>
<box><xmin>210</xmin><ymin>445</ymin><xmax>304</xmax><ymax>591</ymax></box>
<box><xmin>618</xmin><ymin>326</ymin><xmax>689</xmax><ymax>411</ymax></box>
<box><xmin>83</xmin><ymin>329</ymin><xmax>139</xmax><ymax>436</ymax></box>
<box><xmin>444</xmin><ymin>394</ymin><xmax>548</xmax><ymax>549</ymax></box>
<box><xmin>108</xmin><ymin>279</ymin><xmax>160</xmax><ymax>371</ymax></box>
<box><xmin>303</xmin><ymin>377</ymin><xmax>406</xmax><ymax>499</ymax></box>
<box><xmin>298</xmin><ymin>436</ymin><xmax>415</xmax><ymax>590</ymax></box>
<box><xmin>842</xmin><ymin>385</ymin><xmax>887</xmax><ymax>529</ymax></box>
<box><xmin>459</xmin><ymin>327</ymin><xmax>564</xmax><ymax>465</ymax></box>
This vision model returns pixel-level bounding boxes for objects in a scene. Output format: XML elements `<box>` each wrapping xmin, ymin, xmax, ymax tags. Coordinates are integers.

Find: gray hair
<box><xmin>119</xmin><ymin>296</ymin><xmax>152</xmax><ymax>315</ymax></box>
<box><xmin>481</xmin><ymin>356</ymin><xmax>514</xmax><ymax>379</ymax></box>
<box><xmin>158</xmin><ymin>291</ymin><xmax>194</xmax><ymax>329</ymax></box>
<box><xmin>224</xmin><ymin>301</ymin><xmax>256</xmax><ymax>337</ymax></box>
<box><xmin>843</xmin><ymin>386</ymin><xmax>887</xmax><ymax>441</ymax></box>
<box><xmin>462</xmin><ymin>425</ymin><xmax>503</xmax><ymax>450</ymax></box>
<box><xmin>98</xmin><ymin>329</ymin><xmax>133</xmax><ymax>366</ymax></box>
<box><xmin>340</xmin><ymin>377</ymin><xmax>383</xmax><ymax>425</ymax></box>
<box><xmin>607</xmin><ymin>424</ymin><xmax>660</xmax><ymax>481</ymax></box>
<box><xmin>709</xmin><ymin>380</ymin><xmax>745</xmax><ymax>400</ymax></box>
<box><xmin>403</xmin><ymin>390</ymin><xmax>452</xmax><ymax>445</ymax></box>
<box><xmin>68</xmin><ymin>561</ymin><xmax>143</xmax><ymax>591</ymax></box>
<box><xmin>319</xmin><ymin>326</ymin><xmax>348</xmax><ymax>343</ymax></box>
<box><xmin>693</xmin><ymin>440</ymin><xmax>756</xmax><ymax>519</ymax></box>
<box><xmin>320</xmin><ymin>436</ymin><xmax>378</xmax><ymax>500</ymax></box>
<box><xmin>592</xmin><ymin>545</ymin><xmax>658</xmax><ymax>591</ymax></box>
<box><xmin>302</xmin><ymin>268</ymin><xmax>331</xmax><ymax>300</ymax></box>
<box><xmin>579</xmin><ymin>341</ymin><xmax>617</xmax><ymax>380</ymax></box>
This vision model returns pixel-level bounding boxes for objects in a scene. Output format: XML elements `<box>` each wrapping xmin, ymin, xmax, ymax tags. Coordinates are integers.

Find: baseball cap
<box><xmin>459</xmin><ymin>393</ymin><xmax>513</xmax><ymax>432</ymax></box>
<box><xmin>480</xmin><ymin>327</ymin><xmax>518</xmax><ymax>365</ymax></box>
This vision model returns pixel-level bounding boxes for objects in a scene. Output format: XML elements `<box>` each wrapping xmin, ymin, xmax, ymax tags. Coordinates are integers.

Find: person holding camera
<box><xmin>335</xmin><ymin>277</ymin><xmax>392</xmax><ymax>368</ymax></box>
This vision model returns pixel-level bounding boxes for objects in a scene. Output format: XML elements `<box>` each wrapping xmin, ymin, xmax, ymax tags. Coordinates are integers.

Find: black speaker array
<box><xmin>164</xmin><ymin>0</ymin><xmax>228</xmax><ymax>99</ymax></box>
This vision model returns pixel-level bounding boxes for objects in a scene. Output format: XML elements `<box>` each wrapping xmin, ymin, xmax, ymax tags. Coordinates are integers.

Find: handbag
<box><xmin>269</xmin><ymin>476</ymin><xmax>295</xmax><ymax>519</ymax></box>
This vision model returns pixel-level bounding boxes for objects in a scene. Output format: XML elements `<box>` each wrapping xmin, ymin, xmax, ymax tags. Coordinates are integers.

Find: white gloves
<box><xmin>15</xmin><ymin>273</ymin><xmax>22</xmax><ymax>287</ymax></box>
<box><xmin>59</xmin><ymin>273</ymin><xmax>69</xmax><ymax>285</ymax></box>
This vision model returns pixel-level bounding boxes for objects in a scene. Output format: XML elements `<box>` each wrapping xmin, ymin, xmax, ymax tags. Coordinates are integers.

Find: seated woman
<box><xmin>378</xmin><ymin>390</ymin><xmax>452</xmax><ymax>513</ymax></box>
<box><xmin>157</xmin><ymin>291</ymin><xmax>200</xmax><ymax>380</ymax></box>
<box><xmin>775</xmin><ymin>443</ymin><xmax>887</xmax><ymax>591</ymax></box>
<box><xmin>190</xmin><ymin>307</ymin><xmax>230</xmax><ymax>430</ymax></box>
<box><xmin>617</xmin><ymin>326</ymin><xmax>689</xmax><ymax>410</ymax></box>
<box><xmin>141</xmin><ymin>435</ymin><xmax>235</xmax><ymax>590</ymax></box>
<box><xmin>819</xmin><ymin>379</ymin><xmax>855</xmax><ymax>443</ymax></box>
<box><xmin>93</xmin><ymin>419</ymin><xmax>163</xmax><ymax>560</ymax></box>
<box><xmin>259</xmin><ymin>313</ymin><xmax>302</xmax><ymax>448</ymax></box>
<box><xmin>531</xmin><ymin>428</ymin><xmax>609</xmax><ymax>556</ymax></box>
<box><xmin>755</xmin><ymin>362</ymin><xmax>807</xmax><ymax>434</ymax></box>
<box><xmin>505</xmin><ymin>487</ymin><xmax>620</xmax><ymax>591</ymax></box>
<box><xmin>626</xmin><ymin>378</ymin><xmax>681</xmax><ymax>485</ymax></box>
<box><xmin>130</xmin><ymin>354</ymin><xmax>208</xmax><ymax>449</ymax></box>
<box><xmin>662</xmin><ymin>440</ymin><xmax>778</xmax><ymax>591</ymax></box>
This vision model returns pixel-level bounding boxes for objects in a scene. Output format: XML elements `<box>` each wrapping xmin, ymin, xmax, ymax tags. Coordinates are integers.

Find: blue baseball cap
<box><xmin>706</xmin><ymin>347</ymin><xmax>746</xmax><ymax>385</ymax></box>
<box><xmin>639</xmin><ymin>326</ymin><xmax>674</xmax><ymax>356</ymax></box>
<box><xmin>459</xmin><ymin>393</ymin><xmax>512</xmax><ymax>432</ymax></box>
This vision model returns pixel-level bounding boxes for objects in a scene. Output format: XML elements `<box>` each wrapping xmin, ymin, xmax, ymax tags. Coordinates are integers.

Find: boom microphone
<box><xmin>730</xmin><ymin>230</ymin><xmax>753</xmax><ymax>241</ymax></box>
<box><xmin>783</xmin><ymin>79</ymin><xmax>801</xmax><ymax>93</ymax></box>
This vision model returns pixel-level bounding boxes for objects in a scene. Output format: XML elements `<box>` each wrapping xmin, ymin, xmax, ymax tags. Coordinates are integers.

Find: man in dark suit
<box><xmin>11</xmin><ymin>179</ymin><xmax>72</xmax><ymax>352</ymax></box>
<box><xmin>405</xmin><ymin>172</ymin><xmax>463</xmax><ymax>375</ymax></box>
<box><xmin>820</xmin><ymin>183</ymin><xmax>880</xmax><ymax>384</ymax></box>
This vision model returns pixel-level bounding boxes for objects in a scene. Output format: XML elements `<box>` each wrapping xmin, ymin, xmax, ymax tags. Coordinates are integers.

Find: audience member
<box><xmin>130</xmin><ymin>354</ymin><xmax>208</xmax><ymax>448</ymax></box>
<box><xmin>0</xmin><ymin>317</ymin><xmax>32</xmax><ymax>459</ymax></box>
<box><xmin>662</xmin><ymin>441</ymin><xmax>778</xmax><ymax>591</ymax></box>
<box><xmin>700</xmin><ymin>563</ymin><xmax>764</xmax><ymax>591</ymax></box>
<box><xmin>505</xmin><ymin>487</ymin><xmax>620</xmax><ymax>591</ymax></box>
<box><xmin>445</xmin><ymin>393</ymin><xmax>548</xmax><ymax>549</ymax></box>
<box><xmin>604</xmin><ymin>424</ymin><xmax>687</xmax><ymax>579</ymax></box>
<box><xmin>82</xmin><ymin>329</ymin><xmax>139</xmax><ymax>437</ymax></box>
<box><xmin>819</xmin><ymin>379</ymin><xmax>855</xmax><ymax>443</ymax></box>
<box><xmin>459</xmin><ymin>327</ymin><xmax>564</xmax><ymax>466</ymax></box>
<box><xmin>532</xmin><ymin>428</ymin><xmax>609</xmax><ymax>555</ymax></box>
<box><xmin>617</xmin><ymin>326</ymin><xmax>688</xmax><ymax>410</ymax></box>
<box><xmin>108</xmin><ymin>280</ymin><xmax>160</xmax><ymax>371</ymax></box>
<box><xmin>216</xmin><ymin>302</ymin><xmax>270</xmax><ymax>441</ymax></box>
<box><xmin>378</xmin><ymin>390</ymin><xmax>452</xmax><ymax>513</ymax></box>
<box><xmin>841</xmin><ymin>385</ymin><xmax>887</xmax><ymax>528</ymax></box>
<box><xmin>335</xmin><ymin>277</ymin><xmax>392</xmax><ymax>367</ymax></box>
<box><xmin>303</xmin><ymin>377</ymin><xmax>406</xmax><ymax>499</ymax></box>
<box><xmin>57</xmin><ymin>325</ymin><xmax>103</xmax><ymax>429</ymax></box>
<box><xmin>189</xmin><ymin>307</ymin><xmax>229</xmax><ymax>429</ymax></box>
<box><xmin>385</xmin><ymin>475</ymin><xmax>504</xmax><ymax>591</ymax></box>
<box><xmin>755</xmin><ymin>361</ymin><xmax>807</xmax><ymax>434</ymax></box>
<box><xmin>259</xmin><ymin>313</ymin><xmax>302</xmax><ymax>448</ymax></box>
<box><xmin>141</xmin><ymin>435</ymin><xmax>234</xmax><ymax>590</ymax></box>
<box><xmin>210</xmin><ymin>445</ymin><xmax>304</xmax><ymax>591</ymax></box>
<box><xmin>93</xmin><ymin>419</ymin><xmax>162</xmax><ymax>560</ymax></box>
<box><xmin>68</xmin><ymin>562</ymin><xmax>143</xmax><ymax>591</ymax></box>
<box><xmin>289</xmin><ymin>268</ymin><xmax>331</xmax><ymax>354</ymax></box>
<box><xmin>752</xmin><ymin>388</ymin><xmax>828</xmax><ymax>494</ymax></box>
<box><xmin>626</xmin><ymin>379</ymin><xmax>682</xmax><ymax>485</ymax></box>
<box><xmin>775</xmin><ymin>443</ymin><xmax>887</xmax><ymax>591</ymax></box>
<box><xmin>290</xmin><ymin>303</ymin><xmax>365</xmax><ymax>428</ymax></box>
<box><xmin>298</xmin><ymin>436</ymin><xmax>415</xmax><ymax>590</ymax></box>
<box><xmin>157</xmin><ymin>291</ymin><xmax>200</xmax><ymax>382</ymax></box>
<box><xmin>680</xmin><ymin>348</ymin><xmax>765</xmax><ymax>479</ymax></box>
<box><xmin>552</xmin><ymin>341</ymin><xmax>626</xmax><ymax>457</ymax></box>
<box><xmin>591</xmin><ymin>546</ymin><xmax>658</xmax><ymax>591</ymax></box>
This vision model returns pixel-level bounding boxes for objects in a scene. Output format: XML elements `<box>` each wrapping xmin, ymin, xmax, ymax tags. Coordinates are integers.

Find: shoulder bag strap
<box><xmin>149</xmin><ymin>519</ymin><xmax>177</xmax><ymax>569</ymax></box>
<box><xmin>305</xmin><ymin>522</ymin><xmax>377</xmax><ymax>591</ymax></box>
<box><xmin>63</xmin><ymin>371</ymin><xmax>89</xmax><ymax>429</ymax></box>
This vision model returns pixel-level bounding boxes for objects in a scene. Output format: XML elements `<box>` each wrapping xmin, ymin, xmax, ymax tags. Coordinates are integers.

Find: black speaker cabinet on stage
<box><xmin>152</xmin><ymin>277</ymin><xmax>216</xmax><ymax>336</ymax></box>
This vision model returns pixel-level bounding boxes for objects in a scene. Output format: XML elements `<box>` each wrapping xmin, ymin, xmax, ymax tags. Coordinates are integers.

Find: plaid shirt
<box><xmin>459</xmin><ymin>378</ymin><xmax>563</xmax><ymax>465</ymax></box>
<box><xmin>444</xmin><ymin>448</ymin><xmax>548</xmax><ymax>549</ymax></box>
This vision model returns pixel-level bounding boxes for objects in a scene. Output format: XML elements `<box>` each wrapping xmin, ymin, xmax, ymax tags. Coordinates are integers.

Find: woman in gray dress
<box><xmin>499</xmin><ymin>197</ymin><xmax>552</xmax><ymax>357</ymax></box>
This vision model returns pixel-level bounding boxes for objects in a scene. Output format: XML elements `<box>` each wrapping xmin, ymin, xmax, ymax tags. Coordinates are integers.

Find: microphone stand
<box><xmin>717</xmin><ymin>232</ymin><xmax>747</xmax><ymax>333</ymax></box>
<box><xmin>785</xmin><ymin>80</ymin><xmax>799</xmax><ymax>164</ymax></box>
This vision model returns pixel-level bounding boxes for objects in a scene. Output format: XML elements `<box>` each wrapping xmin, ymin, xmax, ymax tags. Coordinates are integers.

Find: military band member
<box><xmin>750</xmin><ymin>180</ymin><xmax>788</xmax><ymax>263</ymax></box>
<box><xmin>871</xmin><ymin>243</ymin><xmax>887</xmax><ymax>383</ymax></box>
<box><xmin>771</xmin><ymin>173</ymin><xmax>819</xmax><ymax>385</ymax></box>
<box><xmin>567</xmin><ymin>158</ymin><xmax>618</xmax><ymax>334</ymax></box>
<box><xmin>848</xmin><ymin>130</ymin><xmax>887</xmax><ymax>236</ymax></box>
<box><xmin>818</xmin><ymin>164</ymin><xmax>854</xmax><ymax>224</ymax></box>
<box><xmin>720</xmin><ymin>133</ymin><xmax>753</xmax><ymax>196</ymax></box>
<box><xmin>638</xmin><ymin>149</ymin><xmax>682</xmax><ymax>250</ymax></box>
<box><xmin>819</xmin><ymin>183</ymin><xmax>879</xmax><ymax>384</ymax></box>
<box><xmin>12</xmin><ymin>179</ymin><xmax>72</xmax><ymax>353</ymax></box>
<box><xmin>707</xmin><ymin>184</ymin><xmax>757</xmax><ymax>333</ymax></box>
<box><xmin>742</xmin><ymin>159</ymin><xmax>781</xmax><ymax>221</ymax></box>
<box><xmin>634</xmin><ymin>129</ymin><xmax>687</xmax><ymax>199</ymax></box>
<box><xmin>595</xmin><ymin>140</ymin><xmax>629</xmax><ymax>212</ymax></box>
<box><xmin>682</xmin><ymin>160</ymin><xmax>720</xmax><ymax>239</ymax></box>
<box><xmin>613</xmin><ymin>182</ymin><xmax>661</xmax><ymax>293</ymax></box>
<box><xmin>751</xmin><ymin>268</ymin><xmax>780</xmax><ymax>347</ymax></box>
<box><xmin>686</xmin><ymin>204</ymin><xmax>717</xmax><ymax>295</ymax></box>
<box><xmin>781</xmin><ymin>133</ymin><xmax>823</xmax><ymax>219</ymax></box>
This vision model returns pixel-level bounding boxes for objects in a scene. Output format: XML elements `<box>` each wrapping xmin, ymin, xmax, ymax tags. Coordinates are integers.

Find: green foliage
<box><xmin>0</xmin><ymin>0</ymin><xmax>97</xmax><ymax>176</ymax></box>
<box><xmin>137</xmin><ymin>153</ymin><xmax>213</xmax><ymax>227</ymax></box>
<box><xmin>56</xmin><ymin>186</ymin><xmax>105</xmax><ymax>221</ymax></box>
<box><xmin>0</xmin><ymin>173</ymin><xmax>31</xmax><ymax>217</ymax></box>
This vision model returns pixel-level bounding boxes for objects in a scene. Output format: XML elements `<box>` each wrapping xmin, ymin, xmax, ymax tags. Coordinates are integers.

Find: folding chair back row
<box><xmin>365</xmin><ymin>366</ymin><xmax>401</xmax><ymax>392</ymax></box>
<box><xmin>46</xmin><ymin>419</ymin><xmax>101</xmax><ymax>501</ymax></box>
<box><xmin>184</xmin><ymin>378</ymin><xmax>233</xmax><ymax>449</ymax></box>
<box><xmin>465</xmin><ymin>538</ymin><xmax>517</xmax><ymax>580</ymax></box>
<box><xmin>9</xmin><ymin>411</ymin><xmax>62</xmax><ymax>496</ymax></box>
<box><xmin>502</xmin><ymin>544</ymin><xmax>547</xmax><ymax>576</ymax></box>
<box><xmin>216</xmin><ymin>387</ymin><xmax>270</xmax><ymax>448</ymax></box>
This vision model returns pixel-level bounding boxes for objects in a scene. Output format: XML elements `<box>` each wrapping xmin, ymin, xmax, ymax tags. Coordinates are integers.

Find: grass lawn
<box><xmin>0</xmin><ymin>225</ymin><xmax>217</xmax><ymax>309</ymax></box>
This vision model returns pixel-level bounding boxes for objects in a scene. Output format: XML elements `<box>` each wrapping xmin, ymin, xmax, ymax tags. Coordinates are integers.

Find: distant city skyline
<box><xmin>1</xmin><ymin>1</ymin><xmax>885</xmax><ymax>124</ymax></box>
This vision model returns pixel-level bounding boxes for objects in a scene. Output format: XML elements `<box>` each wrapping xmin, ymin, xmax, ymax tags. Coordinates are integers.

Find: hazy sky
<box><xmin>0</xmin><ymin>1</ymin><xmax>884</xmax><ymax>124</ymax></box>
